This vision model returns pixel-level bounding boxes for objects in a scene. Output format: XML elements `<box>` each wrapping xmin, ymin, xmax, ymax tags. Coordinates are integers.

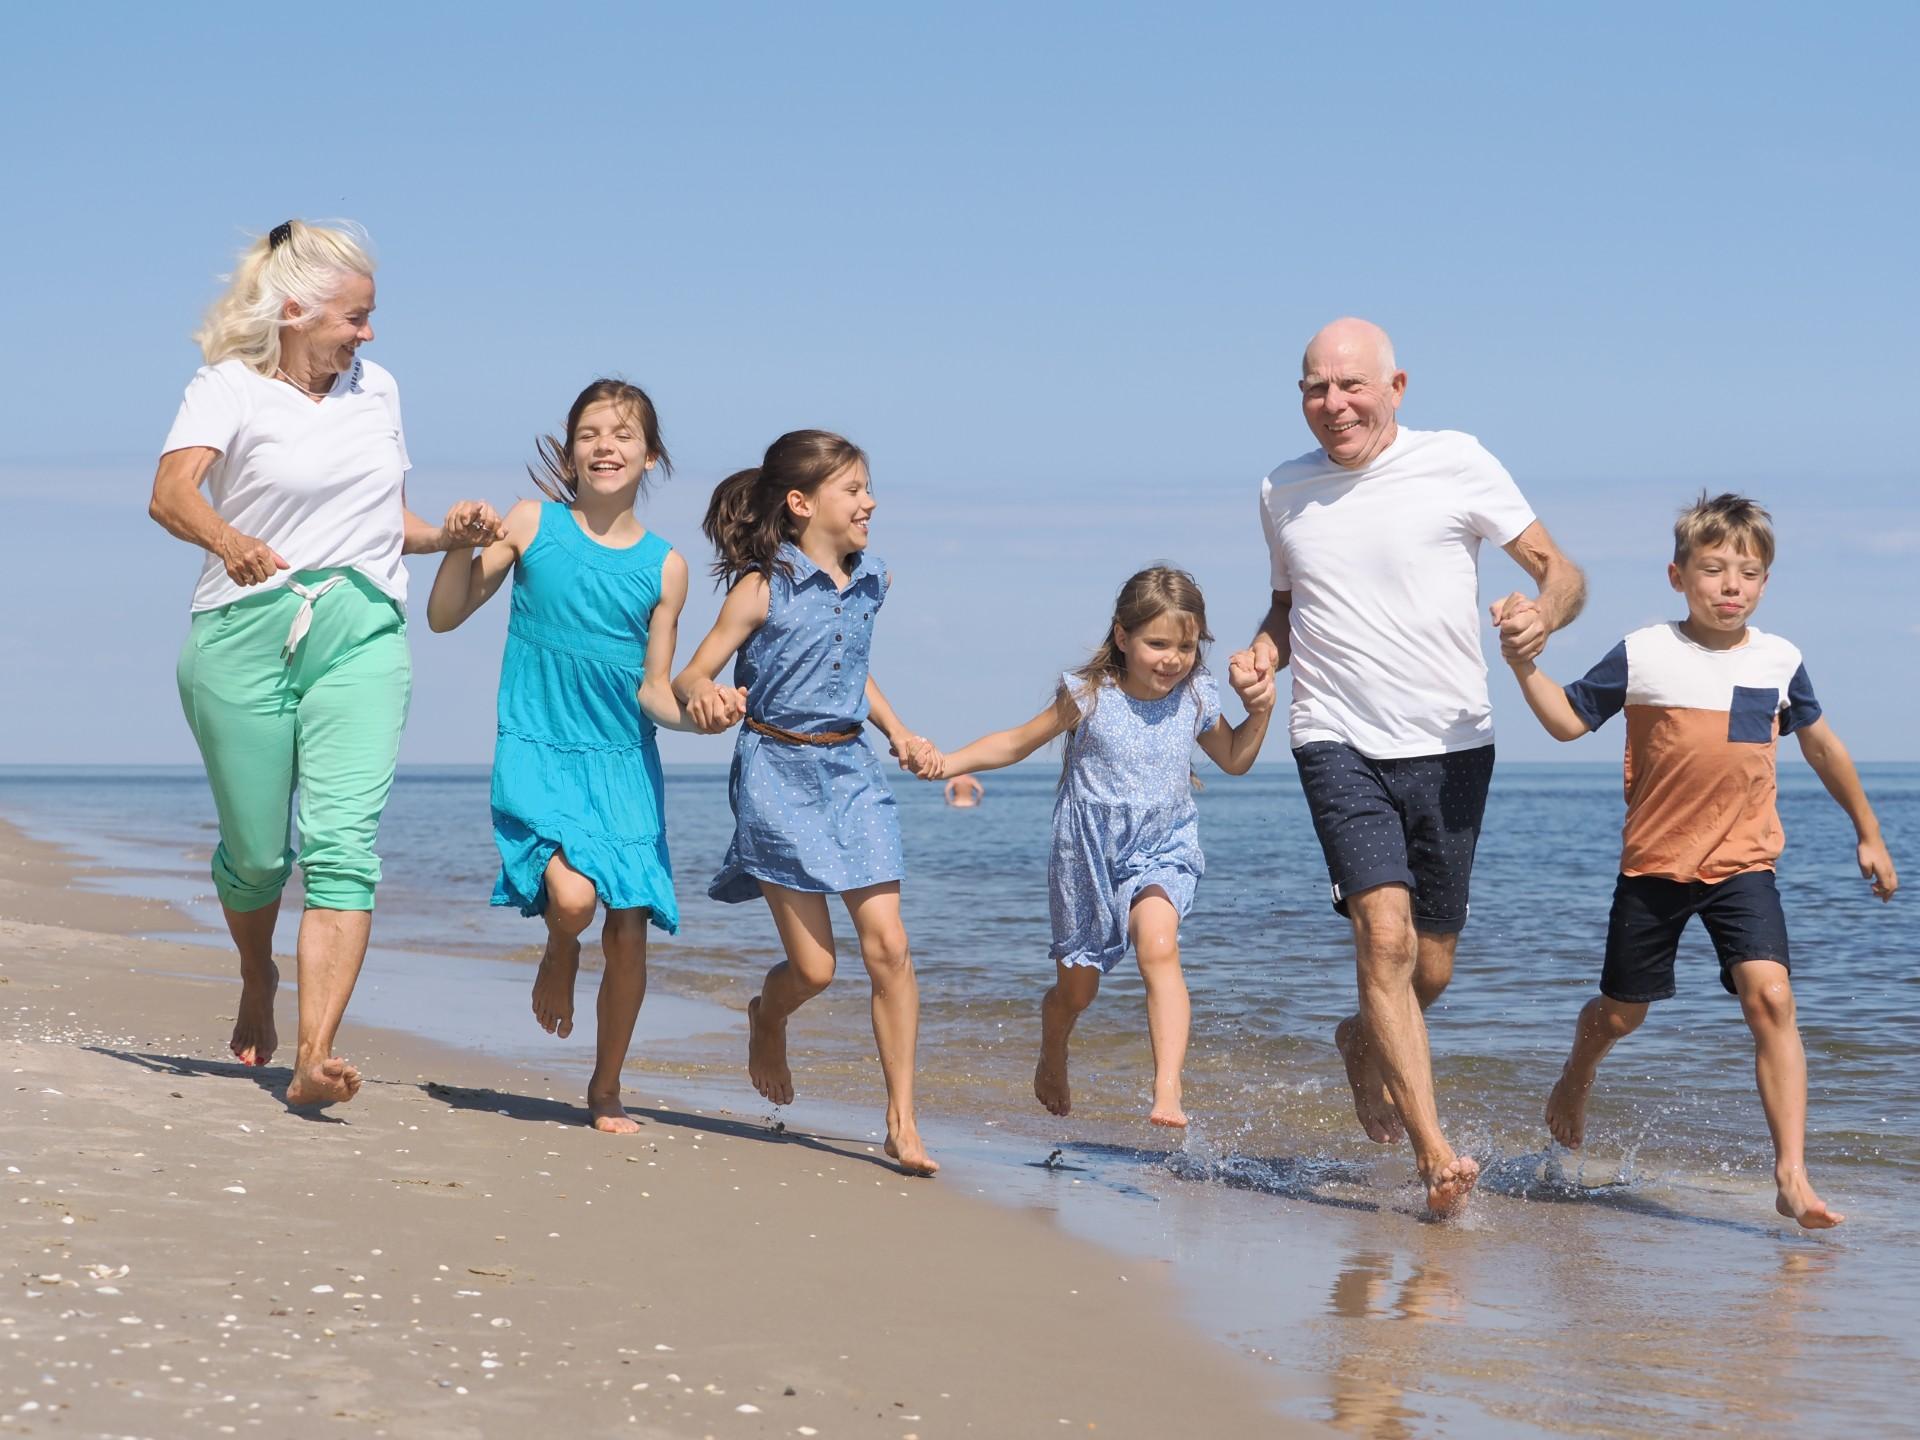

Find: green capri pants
<box><xmin>176</xmin><ymin>569</ymin><xmax>411</xmax><ymax>913</ymax></box>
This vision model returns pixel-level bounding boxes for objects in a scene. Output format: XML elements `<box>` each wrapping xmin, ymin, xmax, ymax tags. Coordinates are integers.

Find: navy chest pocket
<box><xmin>1728</xmin><ymin>685</ymin><xmax>1780</xmax><ymax>743</ymax></box>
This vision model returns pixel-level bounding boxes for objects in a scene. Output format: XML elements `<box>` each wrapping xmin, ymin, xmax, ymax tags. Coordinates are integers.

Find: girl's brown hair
<box><xmin>529</xmin><ymin>379</ymin><xmax>673</xmax><ymax>503</ymax></box>
<box><xmin>1069</xmin><ymin>566</ymin><xmax>1213</xmax><ymax>712</ymax></box>
<box><xmin>702</xmin><ymin>429</ymin><xmax>869</xmax><ymax>587</ymax></box>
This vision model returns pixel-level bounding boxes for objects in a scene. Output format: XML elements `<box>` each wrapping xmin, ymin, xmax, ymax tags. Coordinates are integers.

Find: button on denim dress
<box><xmin>709</xmin><ymin>543</ymin><xmax>905</xmax><ymax>902</ymax></box>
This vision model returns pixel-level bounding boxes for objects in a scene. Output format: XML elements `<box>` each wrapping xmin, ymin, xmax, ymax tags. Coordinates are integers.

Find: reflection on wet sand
<box><xmin>1324</xmin><ymin>1248</ymin><xmax>1463</xmax><ymax>1438</ymax></box>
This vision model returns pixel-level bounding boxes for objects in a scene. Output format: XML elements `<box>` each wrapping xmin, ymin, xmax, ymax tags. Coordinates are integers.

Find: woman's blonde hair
<box><xmin>192</xmin><ymin>220</ymin><xmax>376</xmax><ymax>375</ymax></box>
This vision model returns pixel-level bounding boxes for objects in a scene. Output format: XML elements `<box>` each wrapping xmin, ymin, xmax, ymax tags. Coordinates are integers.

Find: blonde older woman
<box><xmin>150</xmin><ymin>219</ymin><xmax>501</xmax><ymax>1107</ymax></box>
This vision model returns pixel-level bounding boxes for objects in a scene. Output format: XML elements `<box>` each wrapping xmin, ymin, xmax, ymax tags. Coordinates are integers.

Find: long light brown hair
<box><xmin>702</xmin><ymin>430</ymin><xmax>868</xmax><ymax>587</ymax></box>
<box><xmin>528</xmin><ymin>379</ymin><xmax>673</xmax><ymax>503</ymax></box>
<box><xmin>1069</xmin><ymin>566</ymin><xmax>1213</xmax><ymax>714</ymax></box>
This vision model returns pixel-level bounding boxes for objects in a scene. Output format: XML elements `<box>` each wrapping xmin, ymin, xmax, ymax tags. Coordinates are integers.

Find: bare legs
<box><xmin>222</xmin><ymin>899</ymin><xmax>281</xmax><ymax>1067</ymax></box>
<box><xmin>284</xmin><ymin>908</ymin><xmax>371</xmax><ymax>1107</ymax></box>
<box><xmin>1340</xmin><ymin>886</ymin><xmax>1477</xmax><ymax>1215</ymax></box>
<box><xmin>1033</xmin><ymin>964</ymin><xmax>1100</xmax><ymax>1117</ymax></box>
<box><xmin>1543</xmin><ymin>961</ymin><xmax>1841</xmax><ymax>1229</ymax></box>
<box><xmin>750</xmin><ymin>881</ymin><xmax>937</xmax><ymax>1176</ymax></box>
<box><xmin>1544</xmin><ymin>994</ymin><xmax>1645</xmax><ymax>1148</ymax></box>
<box><xmin>587</xmin><ymin>908</ymin><xmax>649</xmax><ymax>1134</ymax></box>
<box><xmin>1032</xmin><ymin>890</ymin><xmax>1190</xmax><ymax>1127</ymax></box>
<box><xmin>1335</xmin><ymin>927</ymin><xmax>1454</xmax><ymax>1146</ymax></box>
<box><xmin>527</xmin><ymin>852</ymin><xmax>651</xmax><ymax>1135</ymax></box>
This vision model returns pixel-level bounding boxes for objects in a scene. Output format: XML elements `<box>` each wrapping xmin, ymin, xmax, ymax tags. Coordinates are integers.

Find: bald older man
<box><xmin>1242</xmin><ymin>318</ymin><xmax>1584</xmax><ymax>1215</ymax></box>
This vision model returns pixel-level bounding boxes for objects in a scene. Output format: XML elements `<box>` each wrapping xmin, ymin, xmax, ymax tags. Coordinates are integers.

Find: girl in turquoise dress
<box><xmin>673</xmin><ymin>430</ymin><xmax>943</xmax><ymax>1176</ymax></box>
<box><xmin>428</xmin><ymin>379</ymin><xmax>706</xmax><ymax>1134</ymax></box>
<box><xmin>924</xmin><ymin>568</ymin><xmax>1275</xmax><ymax>1129</ymax></box>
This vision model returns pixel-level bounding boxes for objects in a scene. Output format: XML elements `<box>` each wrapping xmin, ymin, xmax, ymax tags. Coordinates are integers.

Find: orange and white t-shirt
<box><xmin>1563</xmin><ymin>624</ymin><xmax>1822</xmax><ymax>883</ymax></box>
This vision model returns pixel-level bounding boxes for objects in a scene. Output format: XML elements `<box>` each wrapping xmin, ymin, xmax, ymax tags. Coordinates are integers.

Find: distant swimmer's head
<box><xmin>195</xmin><ymin>219</ymin><xmax>379</xmax><ymax>380</ymax></box>
<box><xmin>1076</xmin><ymin>566</ymin><xmax>1213</xmax><ymax>704</ymax></box>
<box><xmin>530</xmin><ymin>379</ymin><xmax>672</xmax><ymax>505</ymax></box>
<box><xmin>702</xmin><ymin>430</ymin><xmax>872</xmax><ymax>587</ymax></box>
<box><xmin>1669</xmin><ymin>492</ymin><xmax>1774</xmax><ymax>637</ymax></box>
<box><xmin>1299</xmin><ymin>317</ymin><xmax>1405</xmax><ymax>470</ymax></box>
<box><xmin>944</xmin><ymin>776</ymin><xmax>983</xmax><ymax>807</ymax></box>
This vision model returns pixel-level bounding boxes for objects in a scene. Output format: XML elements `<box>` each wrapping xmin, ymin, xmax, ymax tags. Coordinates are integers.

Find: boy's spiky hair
<box><xmin>1674</xmin><ymin>491</ymin><xmax>1775</xmax><ymax>569</ymax></box>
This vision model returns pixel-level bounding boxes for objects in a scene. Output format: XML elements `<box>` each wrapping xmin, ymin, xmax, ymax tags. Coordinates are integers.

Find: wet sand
<box><xmin>0</xmin><ymin>821</ymin><xmax>1311</xmax><ymax>1438</ymax></box>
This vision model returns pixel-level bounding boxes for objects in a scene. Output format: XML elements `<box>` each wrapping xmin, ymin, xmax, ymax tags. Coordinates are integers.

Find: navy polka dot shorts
<box><xmin>1292</xmin><ymin>741</ymin><xmax>1496</xmax><ymax>935</ymax></box>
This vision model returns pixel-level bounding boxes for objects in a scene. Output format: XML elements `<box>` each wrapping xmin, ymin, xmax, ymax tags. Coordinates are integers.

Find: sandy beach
<box><xmin>0</xmin><ymin>820</ymin><xmax>1305</xmax><ymax>1439</ymax></box>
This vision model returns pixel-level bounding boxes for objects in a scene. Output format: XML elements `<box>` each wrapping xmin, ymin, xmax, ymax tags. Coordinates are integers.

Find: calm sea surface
<box><xmin>4</xmin><ymin>759</ymin><xmax>1916</xmax><ymax>1437</ymax></box>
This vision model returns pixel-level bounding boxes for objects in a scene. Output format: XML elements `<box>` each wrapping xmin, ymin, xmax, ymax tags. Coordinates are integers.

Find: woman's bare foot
<box><xmin>1335</xmin><ymin>1015</ymin><xmax>1403</xmax><ymax>1143</ymax></box>
<box><xmin>587</xmin><ymin>1093</ymin><xmax>643</xmax><ymax>1135</ymax></box>
<box><xmin>531</xmin><ymin>937</ymin><xmax>580</xmax><ymax>1038</ymax></box>
<box><xmin>884</xmin><ymin>1115</ymin><xmax>939</xmax><ymax>1176</ymax></box>
<box><xmin>231</xmin><ymin>960</ymin><xmax>280</xmax><ymax>1067</ymax></box>
<box><xmin>1422</xmin><ymin>1153</ymin><xmax>1480</xmax><ymax>1216</ymax></box>
<box><xmin>1775</xmin><ymin>1166</ymin><xmax>1844</xmax><ymax>1229</ymax></box>
<box><xmin>747</xmin><ymin>996</ymin><xmax>794</xmax><ymax>1106</ymax></box>
<box><xmin>1545</xmin><ymin>1066</ymin><xmax>1594</xmax><ymax>1148</ymax></box>
<box><xmin>286</xmin><ymin>1053</ymin><xmax>361</xmax><ymax>1108</ymax></box>
<box><xmin>1148</xmin><ymin>1078</ymin><xmax>1187</xmax><ymax>1128</ymax></box>
<box><xmin>1033</xmin><ymin>1041</ymin><xmax>1072</xmax><ymax>1117</ymax></box>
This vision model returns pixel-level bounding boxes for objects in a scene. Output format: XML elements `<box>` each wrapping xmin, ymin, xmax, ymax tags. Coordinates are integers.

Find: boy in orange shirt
<box><xmin>1505</xmin><ymin>493</ymin><xmax>1896</xmax><ymax>1228</ymax></box>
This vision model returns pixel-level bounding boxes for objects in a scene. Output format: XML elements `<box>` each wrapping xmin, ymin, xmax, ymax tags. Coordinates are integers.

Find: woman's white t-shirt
<box><xmin>1259</xmin><ymin>427</ymin><xmax>1536</xmax><ymax>759</ymax></box>
<box><xmin>163</xmin><ymin>356</ymin><xmax>411</xmax><ymax>613</ymax></box>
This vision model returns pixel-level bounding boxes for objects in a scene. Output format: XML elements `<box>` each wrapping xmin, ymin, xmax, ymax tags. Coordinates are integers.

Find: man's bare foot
<box><xmin>286</xmin><ymin>1054</ymin><xmax>361</xmax><ymax>1108</ymax></box>
<box><xmin>884</xmin><ymin>1116</ymin><xmax>939</xmax><ymax>1177</ymax></box>
<box><xmin>1335</xmin><ymin>1015</ymin><xmax>1404</xmax><ymax>1143</ymax></box>
<box><xmin>1033</xmin><ymin>1043</ymin><xmax>1071</xmax><ymax>1116</ymax></box>
<box><xmin>531</xmin><ymin>937</ymin><xmax>580</xmax><ymax>1038</ymax></box>
<box><xmin>1422</xmin><ymin>1154</ymin><xmax>1480</xmax><ymax>1216</ymax></box>
<box><xmin>747</xmin><ymin>995</ymin><xmax>794</xmax><ymax>1106</ymax></box>
<box><xmin>1149</xmin><ymin>1080</ymin><xmax>1187</xmax><ymax>1128</ymax></box>
<box><xmin>1775</xmin><ymin>1167</ymin><xmax>1845</xmax><ymax>1229</ymax></box>
<box><xmin>231</xmin><ymin>961</ymin><xmax>280</xmax><ymax>1067</ymax></box>
<box><xmin>1545</xmin><ymin>1067</ymin><xmax>1593</xmax><ymax>1148</ymax></box>
<box><xmin>588</xmin><ymin>1094</ymin><xmax>643</xmax><ymax>1135</ymax></box>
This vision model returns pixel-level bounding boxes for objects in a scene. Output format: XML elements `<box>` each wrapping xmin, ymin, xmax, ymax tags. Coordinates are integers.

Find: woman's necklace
<box><xmin>274</xmin><ymin>366</ymin><xmax>333</xmax><ymax>399</ymax></box>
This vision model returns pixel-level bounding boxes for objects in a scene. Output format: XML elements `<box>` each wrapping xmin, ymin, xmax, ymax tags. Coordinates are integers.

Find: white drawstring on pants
<box><xmin>281</xmin><ymin>575</ymin><xmax>349</xmax><ymax>661</ymax></box>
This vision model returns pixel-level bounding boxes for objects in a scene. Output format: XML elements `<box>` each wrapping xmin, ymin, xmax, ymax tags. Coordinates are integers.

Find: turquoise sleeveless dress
<box><xmin>489</xmin><ymin>503</ymin><xmax>679</xmax><ymax>932</ymax></box>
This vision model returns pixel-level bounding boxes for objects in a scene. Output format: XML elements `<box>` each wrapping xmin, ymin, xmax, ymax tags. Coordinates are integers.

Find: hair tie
<box><xmin>268</xmin><ymin>221</ymin><xmax>294</xmax><ymax>251</ymax></box>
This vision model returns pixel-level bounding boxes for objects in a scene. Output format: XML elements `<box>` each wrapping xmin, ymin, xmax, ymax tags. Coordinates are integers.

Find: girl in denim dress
<box><xmin>924</xmin><ymin>569</ymin><xmax>1274</xmax><ymax>1129</ymax></box>
<box><xmin>674</xmin><ymin>430</ymin><xmax>942</xmax><ymax>1176</ymax></box>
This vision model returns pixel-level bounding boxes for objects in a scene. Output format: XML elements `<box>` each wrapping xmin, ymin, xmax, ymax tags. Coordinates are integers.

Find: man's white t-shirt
<box><xmin>1259</xmin><ymin>427</ymin><xmax>1535</xmax><ymax>759</ymax></box>
<box><xmin>163</xmin><ymin>356</ymin><xmax>412</xmax><ymax>613</ymax></box>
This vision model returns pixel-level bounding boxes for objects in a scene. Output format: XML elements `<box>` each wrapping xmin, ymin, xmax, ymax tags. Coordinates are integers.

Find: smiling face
<box><xmin>1299</xmin><ymin>320</ymin><xmax>1405</xmax><ymax>469</ymax></box>
<box><xmin>1114</xmin><ymin>611</ymin><xmax>1201</xmax><ymax>698</ymax></box>
<box><xmin>1671</xmin><ymin>540</ymin><xmax>1769</xmax><ymax>643</ymax></box>
<box><xmin>791</xmin><ymin>460</ymin><xmax>875</xmax><ymax>553</ymax></box>
<box><xmin>285</xmin><ymin>271</ymin><xmax>375</xmax><ymax>378</ymax></box>
<box><xmin>569</xmin><ymin>399</ymin><xmax>655</xmax><ymax>500</ymax></box>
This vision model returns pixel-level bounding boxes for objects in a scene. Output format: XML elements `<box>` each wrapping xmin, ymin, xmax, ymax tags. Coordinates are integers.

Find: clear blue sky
<box><xmin>2</xmin><ymin>3</ymin><xmax>1915</xmax><ymax>766</ymax></box>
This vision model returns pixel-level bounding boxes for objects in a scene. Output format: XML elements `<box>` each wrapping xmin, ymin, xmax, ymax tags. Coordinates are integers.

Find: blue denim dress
<box><xmin>709</xmin><ymin>543</ymin><xmax>905</xmax><ymax>903</ymax></box>
<box><xmin>1050</xmin><ymin>670</ymin><xmax>1221</xmax><ymax>970</ymax></box>
<box><xmin>489</xmin><ymin>504</ymin><xmax>678</xmax><ymax>931</ymax></box>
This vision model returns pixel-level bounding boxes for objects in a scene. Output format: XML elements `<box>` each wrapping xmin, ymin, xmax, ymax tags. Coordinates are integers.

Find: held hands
<box><xmin>439</xmin><ymin>500</ymin><xmax>507</xmax><ymax>550</ymax></box>
<box><xmin>1490</xmin><ymin>592</ymin><xmax>1548</xmax><ymax>664</ymax></box>
<box><xmin>216</xmin><ymin>528</ymin><xmax>290</xmax><ymax>587</ymax></box>
<box><xmin>1859</xmin><ymin>838</ymin><xmax>1899</xmax><ymax>902</ymax></box>
<box><xmin>890</xmin><ymin>733</ymin><xmax>945</xmax><ymax>780</ymax></box>
<box><xmin>686</xmin><ymin>683</ymin><xmax>749</xmax><ymax>735</ymax></box>
<box><xmin>1227</xmin><ymin>651</ymin><xmax>1277</xmax><ymax>715</ymax></box>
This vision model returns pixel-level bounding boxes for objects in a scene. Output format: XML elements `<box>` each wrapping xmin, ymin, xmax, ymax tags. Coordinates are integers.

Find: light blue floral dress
<box><xmin>1051</xmin><ymin>670</ymin><xmax>1222</xmax><ymax>971</ymax></box>
<box><xmin>489</xmin><ymin>503</ymin><xmax>678</xmax><ymax>932</ymax></box>
<box><xmin>709</xmin><ymin>543</ymin><xmax>904</xmax><ymax>903</ymax></box>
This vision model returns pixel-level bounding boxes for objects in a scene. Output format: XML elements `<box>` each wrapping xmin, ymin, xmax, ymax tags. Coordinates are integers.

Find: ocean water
<box><xmin>4</xmin><ymin>759</ymin><xmax>1917</xmax><ymax>1437</ymax></box>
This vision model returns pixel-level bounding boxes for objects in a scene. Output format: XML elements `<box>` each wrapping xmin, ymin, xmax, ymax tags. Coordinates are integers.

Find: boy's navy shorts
<box><xmin>1600</xmin><ymin>870</ymin><xmax>1791</xmax><ymax>1003</ymax></box>
<box><xmin>1292</xmin><ymin>741</ymin><xmax>1496</xmax><ymax>935</ymax></box>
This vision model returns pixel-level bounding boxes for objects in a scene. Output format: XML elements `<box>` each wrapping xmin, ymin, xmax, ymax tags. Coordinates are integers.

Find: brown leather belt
<box><xmin>745</xmin><ymin>717</ymin><xmax>863</xmax><ymax>746</ymax></box>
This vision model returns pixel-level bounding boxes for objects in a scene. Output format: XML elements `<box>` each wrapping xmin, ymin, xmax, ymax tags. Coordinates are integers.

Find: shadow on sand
<box><xmin>415</xmin><ymin>1079</ymin><xmax>913</xmax><ymax>1177</ymax></box>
